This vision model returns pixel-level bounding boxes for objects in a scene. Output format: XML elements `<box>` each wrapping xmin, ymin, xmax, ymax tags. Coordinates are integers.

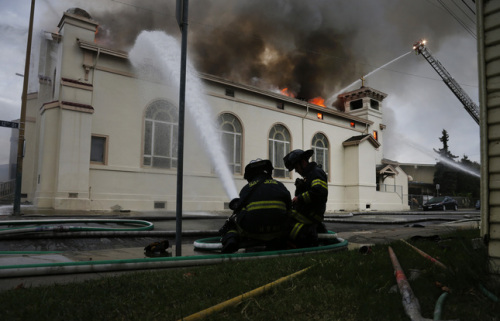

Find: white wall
<box><xmin>25</xmin><ymin>12</ymin><xmax>411</xmax><ymax>213</ymax></box>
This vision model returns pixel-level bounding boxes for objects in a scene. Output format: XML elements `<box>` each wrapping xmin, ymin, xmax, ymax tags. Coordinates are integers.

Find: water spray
<box><xmin>129</xmin><ymin>31</ymin><xmax>239</xmax><ymax>200</ymax></box>
<box><xmin>363</xmin><ymin>51</ymin><xmax>412</xmax><ymax>80</ymax></box>
<box><xmin>392</xmin><ymin>134</ymin><xmax>480</xmax><ymax>178</ymax></box>
<box><xmin>326</xmin><ymin>51</ymin><xmax>412</xmax><ymax>107</ymax></box>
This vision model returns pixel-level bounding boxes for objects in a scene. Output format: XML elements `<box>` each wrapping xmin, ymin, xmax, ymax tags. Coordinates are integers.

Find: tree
<box><xmin>434</xmin><ymin>129</ymin><xmax>458</xmax><ymax>160</ymax></box>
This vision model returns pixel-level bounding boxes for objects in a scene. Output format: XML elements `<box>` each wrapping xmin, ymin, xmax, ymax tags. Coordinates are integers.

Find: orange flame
<box><xmin>308</xmin><ymin>96</ymin><xmax>325</xmax><ymax>107</ymax></box>
<box><xmin>280</xmin><ymin>87</ymin><xmax>296</xmax><ymax>98</ymax></box>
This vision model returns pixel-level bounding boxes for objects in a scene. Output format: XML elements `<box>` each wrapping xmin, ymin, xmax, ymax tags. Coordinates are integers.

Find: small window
<box><xmin>317</xmin><ymin>113</ymin><xmax>323</xmax><ymax>120</ymax></box>
<box><xmin>350</xmin><ymin>122</ymin><xmax>355</xmax><ymax>128</ymax></box>
<box><xmin>373</xmin><ymin>130</ymin><xmax>378</xmax><ymax>141</ymax></box>
<box><xmin>154</xmin><ymin>201</ymin><xmax>166</xmax><ymax>209</ymax></box>
<box><xmin>370</xmin><ymin>99</ymin><xmax>379</xmax><ymax>110</ymax></box>
<box><xmin>276</xmin><ymin>101</ymin><xmax>284</xmax><ymax>110</ymax></box>
<box><xmin>225</xmin><ymin>88</ymin><xmax>235</xmax><ymax>97</ymax></box>
<box><xmin>90</xmin><ymin>135</ymin><xmax>107</xmax><ymax>164</ymax></box>
<box><xmin>350</xmin><ymin>99</ymin><xmax>363</xmax><ymax>110</ymax></box>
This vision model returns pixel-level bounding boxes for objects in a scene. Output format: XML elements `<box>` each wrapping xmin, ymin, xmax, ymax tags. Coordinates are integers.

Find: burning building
<box><xmin>19</xmin><ymin>8</ymin><xmax>409</xmax><ymax>212</ymax></box>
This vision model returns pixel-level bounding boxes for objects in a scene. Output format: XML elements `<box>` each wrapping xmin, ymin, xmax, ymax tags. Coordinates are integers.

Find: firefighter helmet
<box><xmin>283</xmin><ymin>149</ymin><xmax>314</xmax><ymax>171</ymax></box>
<box><xmin>243</xmin><ymin>159</ymin><xmax>274</xmax><ymax>181</ymax></box>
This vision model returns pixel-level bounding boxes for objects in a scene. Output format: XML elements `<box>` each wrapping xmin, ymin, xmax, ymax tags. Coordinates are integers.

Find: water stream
<box><xmin>394</xmin><ymin>135</ymin><xmax>480</xmax><ymax>178</ymax></box>
<box><xmin>129</xmin><ymin>31</ymin><xmax>239</xmax><ymax>200</ymax></box>
<box><xmin>326</xmin><ymin>51</ymin><xmax>412</xmax><ymax>107</ymax></box>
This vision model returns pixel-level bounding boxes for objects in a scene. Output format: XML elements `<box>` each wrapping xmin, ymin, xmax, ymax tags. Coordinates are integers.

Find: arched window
<box><xmin>312</xmin><ymin>133</ymin><xmax>329</xmax><ymax>176</ymax></box>
<box><xmin>143</xmin><ymin>100</ymin><xmax>178</xmax><ymax>169</ymax></box>
<box><xmin>217</xmin><ymin>113</ymin><xmax>242</xmax><ymax>174</ymax></box>
<box><xmin>268</xmin><ymin>124</ymin><xmax>291</xmax><ymax>178</ymax></box>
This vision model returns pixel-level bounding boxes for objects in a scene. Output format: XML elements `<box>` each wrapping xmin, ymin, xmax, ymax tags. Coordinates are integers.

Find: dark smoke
<box><xmin>64</xmin><ymin>0</ymin><xmax>468</xmax><ymax>101</ymax></box>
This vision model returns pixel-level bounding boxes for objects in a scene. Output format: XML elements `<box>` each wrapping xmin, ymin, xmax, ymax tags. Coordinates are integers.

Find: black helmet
<box><xmin>243</xmin><ymin>159</ymin><xmax>274</xmax><ymax>181</ymax></box>
<box><xmin>283</xmin><ymin>149</ymin><xmax>314</xmax><ymax>171</ymax></box>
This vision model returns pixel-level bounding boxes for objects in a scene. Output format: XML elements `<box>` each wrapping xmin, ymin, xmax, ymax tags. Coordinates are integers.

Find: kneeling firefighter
<box><xmin>219</xmin><ymin>159</ymin><xmax>292</xmax><ymax>253</ymax></box>
<box><xmin>283</xmin><ymin>149</ymin><xmax>328</xmax><ymax>248</ymax></box>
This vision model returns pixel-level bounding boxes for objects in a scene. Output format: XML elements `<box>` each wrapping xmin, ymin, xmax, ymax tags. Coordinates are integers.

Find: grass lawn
<box><xmin>0</xmin><ymin>228</ymin><xmax>498</xmax><ymax>321</ymax></box>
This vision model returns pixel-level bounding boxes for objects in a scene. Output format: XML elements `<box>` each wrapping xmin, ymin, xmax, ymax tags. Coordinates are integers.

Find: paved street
<box><xmin>0</xmin><ymin>208</ymin><xmax>481</xmax><ymax>292</ymax></box>
<box><xmin>0</xmin><ymin>208</ymin><xmax>480</xmax><ymax>253</ymax></box>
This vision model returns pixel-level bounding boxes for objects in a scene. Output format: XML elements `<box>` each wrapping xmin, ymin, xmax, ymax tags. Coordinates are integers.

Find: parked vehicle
<box><xmin>422</xmin><ymin>196</ymin><xmax>458</xmax><ymax>211</ymax></box>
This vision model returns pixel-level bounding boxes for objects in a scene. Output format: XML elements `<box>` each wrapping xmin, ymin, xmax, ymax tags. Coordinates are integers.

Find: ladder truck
<box><xmin>412</xmin><ymin>39</ymin><xmax>479</xmax><ymax>125</ymax></box>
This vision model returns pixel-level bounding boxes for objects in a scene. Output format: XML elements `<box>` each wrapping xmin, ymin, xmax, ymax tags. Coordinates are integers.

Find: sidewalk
<box><xmin>0</xmin><ymin>207</ymin><xmax>481</xmax><ymax>292</ymax></box>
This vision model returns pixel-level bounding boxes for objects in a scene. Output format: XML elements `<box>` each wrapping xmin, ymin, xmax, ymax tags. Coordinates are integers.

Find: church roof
<box><xmin>342</xmin><ymin>134</ymin><xmax>381</xmax><ymax>148</ymax></box>
<box><xmin>377</xmin><ymin>164</ymin><xmax>399</xmax><ymax>176</ymax></box>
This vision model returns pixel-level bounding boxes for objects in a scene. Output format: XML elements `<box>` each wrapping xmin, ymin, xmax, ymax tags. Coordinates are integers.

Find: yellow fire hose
<box><xmin>178</xmin><ymin>266</ymin><xmax>312</xmax><ymax>321</ymax></box>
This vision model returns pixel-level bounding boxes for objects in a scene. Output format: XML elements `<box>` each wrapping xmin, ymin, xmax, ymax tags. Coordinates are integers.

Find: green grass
<box><xmin>1</xmin><ymin>229</ymin><xmax>499</xmax><ymax>321</ymax></box>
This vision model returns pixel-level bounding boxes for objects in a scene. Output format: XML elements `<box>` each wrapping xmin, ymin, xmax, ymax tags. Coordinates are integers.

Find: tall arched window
<box><xmin>269</xmin><ymin>124</ymin><xmax>291</xmax><ymax>178</ymax></box>
<box><xmin>217</xmin><ymin>113</ymin><xmax>242</xmax><ymax>174</ymax></box>
<box><xmin>143</xmin><ymin>100</ymin><xmax>178</xmax><ymax>169</ymax></box>
<box><xmin>312</xmin><ymin>132</ymin><xmax>329</xmax><ymax>176</ymax></box>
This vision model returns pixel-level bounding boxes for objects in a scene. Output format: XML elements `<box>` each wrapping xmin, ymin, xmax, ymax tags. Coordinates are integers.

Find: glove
<box><xmin>295</xmin><ymin>178</ymin><xmax>305</xmax><ymax>187</ymax></box>
<box><xmin>218</xmin><ymin>215</ymin><xmax>237</xmax><ymax>236</ymax></box>
<box><xmin>229</xmin><ymin>198</ymin><xmax>241</xmax><ymax>211</ymax></box>
<box><xmin>295</xmin><ymin>178</ymin><xmax>307</xmax><ymax>196</ymax></box>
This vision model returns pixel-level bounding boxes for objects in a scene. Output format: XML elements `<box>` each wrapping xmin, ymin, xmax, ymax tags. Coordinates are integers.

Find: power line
<box><xmin>378</xmin><ymin>66</ymin><xmax>478</xmax><ymax>88</ymax></box>
<box><xmin>452</xmin><ymin>0</ymin><xmax>476</xmax><ymax>23</ymax></box>
<box><xmin>303</xmin><ymin>48</ymin><xmax>477</xmax><ymax>88</ymax></box>
<box><xmin>437</xmin><ymin>0</ymin><xmax>476</xmax><ymax>38</ymax></box>
<box><xmin>461</xmin><ymin>0</ymin><xmax>476</xmax><ymax>15</ymax></box>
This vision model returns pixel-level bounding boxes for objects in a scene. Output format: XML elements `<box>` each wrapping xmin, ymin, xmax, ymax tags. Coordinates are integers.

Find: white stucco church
<box><xmin>17</xmin><ymin>8</ymin><xmax>410</xmax><ymax>213</ymax></box>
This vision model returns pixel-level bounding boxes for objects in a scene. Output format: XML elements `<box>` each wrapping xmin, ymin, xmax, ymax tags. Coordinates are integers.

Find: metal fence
<box><xmin>377</xmin><ymin>184</ymin><xmax>403</xmax><ymax>201</ymax></box>
<box><xmin>0</xmin><ymin>180</ymin><xmax>15</xmax><ymax>199</ymax></box>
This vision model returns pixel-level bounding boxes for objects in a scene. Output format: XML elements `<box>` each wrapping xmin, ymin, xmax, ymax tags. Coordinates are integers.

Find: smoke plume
<box><xmin>39</xmin><ymin>0</ymin><xmax>469</xmax><ymax>102</ymax></box>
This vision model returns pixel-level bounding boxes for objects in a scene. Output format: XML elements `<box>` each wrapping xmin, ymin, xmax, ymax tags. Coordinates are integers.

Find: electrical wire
<box><xmin>437</xmin><ymin>0</ymin><xmax>476</xmax><ymax>38</ymax></box>
<box><xmin>453</xmin><ymin>0</ymin><xmax>476</xmax><ymax>23</ymax></box>
<box><xmin>461</xmin><ymin>0</ymin><xmax>476</xmax><ymax>15</ymax></box>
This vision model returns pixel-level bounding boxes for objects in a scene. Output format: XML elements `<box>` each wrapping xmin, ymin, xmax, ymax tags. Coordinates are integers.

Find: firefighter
<box><xmin>220</xmin><ymin>159</ymin><xmax>292</xmax><ymax>253</ymax></box>
<box><xmin>283</xmin><ymin>149</ymin><xmax>328</xmax><ymax>248</ymax></box>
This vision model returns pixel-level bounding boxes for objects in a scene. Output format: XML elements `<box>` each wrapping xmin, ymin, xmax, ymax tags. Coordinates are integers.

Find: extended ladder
<box><xmin>413</xmin><ymin>40</ymin><xmax>479</xmax><ymax>124</ymax></box>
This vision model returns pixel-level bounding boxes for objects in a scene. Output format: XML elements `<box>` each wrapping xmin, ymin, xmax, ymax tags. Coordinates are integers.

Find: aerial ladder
<box><xmin>412</xmin><ymin>39</ymin><xmax>479</xmax><ymax>125</ymax></box>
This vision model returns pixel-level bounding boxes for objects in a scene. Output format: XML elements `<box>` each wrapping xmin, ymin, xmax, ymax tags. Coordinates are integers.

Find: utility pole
<box><xmin>14</xmin><ymin>0</ymin><xmax>36</xmax><ymax>215</ymax></box>
<box><xmin>175</xmin><ymin>0</ymin><xmax>189</xmax><ymax>256</ymax></box>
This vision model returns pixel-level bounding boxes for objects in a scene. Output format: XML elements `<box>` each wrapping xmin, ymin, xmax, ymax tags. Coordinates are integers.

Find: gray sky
<box><xmin>0</xmin><ymin>0</ymin><xmax>479</xmax><ymax>166</ymax></box>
